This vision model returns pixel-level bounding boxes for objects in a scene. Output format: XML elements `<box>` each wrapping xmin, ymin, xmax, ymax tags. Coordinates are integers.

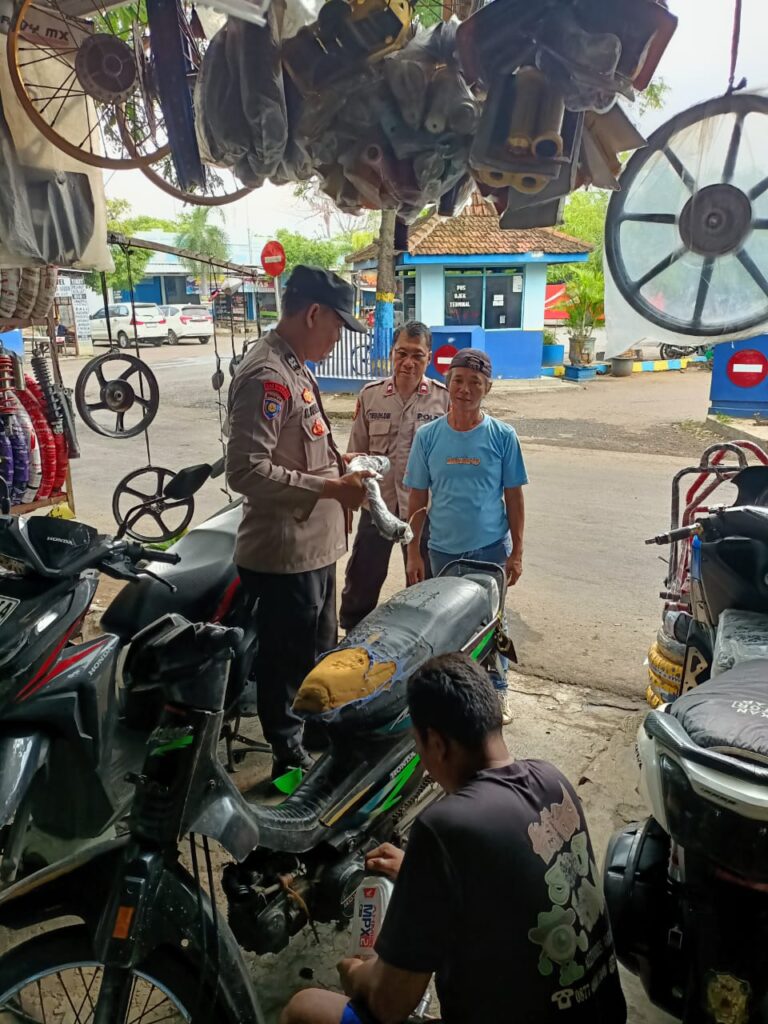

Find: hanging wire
<box><xmin>123</xmin><ymin>244</ymin><xmax>153</xmax><ymax>467</ymax></box>
<box><xmin>727</xmin><ymin>0</ymin><xmax>746</xmax><ymax>94</ymax></box>
<box><xmin>209</xmin><ymin>261</ymin><xmax>232</xmax><ymax>501</ymax></box>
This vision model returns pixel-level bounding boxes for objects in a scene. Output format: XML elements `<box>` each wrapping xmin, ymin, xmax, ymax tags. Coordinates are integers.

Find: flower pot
<box><xmin>542</xmin><ymin>343</ymin><xmax>565</xmax><ymax>367</ymax></box>
<box><xmin>610</xmin><ymin>356</ymin><xmax>635</xmax><ymax>378</ymax></box>
<box><xmin>568</xmin><ymin>335</ymin><xmax>595</xmax><ymax>366</ymax></box>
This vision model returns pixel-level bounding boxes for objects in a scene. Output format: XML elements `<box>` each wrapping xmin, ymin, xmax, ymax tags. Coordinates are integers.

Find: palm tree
<box><xmin>175</xmin><ymin>208</ymin><xmax>229</xmax><ymax>299</ymax></box>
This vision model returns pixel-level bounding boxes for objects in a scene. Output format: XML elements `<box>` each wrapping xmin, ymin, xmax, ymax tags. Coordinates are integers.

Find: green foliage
<box><xmin>543</xmin><ymin>329</ymin><xmax>558</xmax><ymax>345</ymax></box>
<box><xmin>275</xmin><ymin>229</ymin><xmax>350</xmax><ymax>275</ymax></box>
<box><xmin>637</xmin><ymin>77</ymin><xmax>670</xmax><ymax>117</ymax></box>
<box><xmin>84</xmin><ymin>199</ymin><xmax>177</xmax><ymax>295</ymax></box>
<box><xmin>175</xmin><ymin>208</ymin><xmax>230</xmax><ymax>297</ymax></box>
<box><xmin>556</xmin><ymin>266</ymin><xmax>605</xmax><ymax>339</ymax></box>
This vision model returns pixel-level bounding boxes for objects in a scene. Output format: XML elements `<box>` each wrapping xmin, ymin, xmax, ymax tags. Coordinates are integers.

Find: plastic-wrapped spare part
<box><xmin>534</xmin><ymin>9</ymin><xmax>625</xmax><ymax>113</ymax></box>
<box><xmin>194</xmin><ymin>11</ymin><xmax>288</xmax><ymax>187</ymax></box>
<box><xmin>712</xmin><ymin>609</ymin><xmax>768</xmax><ymax>676</ymax></box>
<box><xmin>347</xmin><ymin>455</ymin><xmax>413</xmax><ymax>544</ymax></box>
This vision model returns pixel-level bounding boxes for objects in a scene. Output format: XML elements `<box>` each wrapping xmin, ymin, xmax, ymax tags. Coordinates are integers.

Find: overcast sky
<box><xmin>105</xmin><ymin>0</ymin><xmax>766</xmax><ymax>262</ymax></box>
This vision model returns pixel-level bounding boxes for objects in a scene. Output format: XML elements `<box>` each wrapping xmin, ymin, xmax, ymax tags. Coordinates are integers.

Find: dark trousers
<box><xmin>339</xmin><ymin>510</ymin><xmax>432</xmax><ymax>631</ymax></box>
<box><xmin>237</xmin><ymin>564</ymin><xmax>337</xmax><ymax>755</ymax></box>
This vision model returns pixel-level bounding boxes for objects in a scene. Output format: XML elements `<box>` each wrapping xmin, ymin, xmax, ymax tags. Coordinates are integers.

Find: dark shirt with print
<box><xmin>375</xmin><ymin>760</ymin><xmax>627</xmax><ymax>1024</ymax></box>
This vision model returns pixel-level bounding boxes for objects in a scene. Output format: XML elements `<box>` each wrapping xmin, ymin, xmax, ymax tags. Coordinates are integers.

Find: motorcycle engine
<box><xmin>222</xmin><ymin>848</ymin><xmax>365</xmax><ymax>955</ymax></box>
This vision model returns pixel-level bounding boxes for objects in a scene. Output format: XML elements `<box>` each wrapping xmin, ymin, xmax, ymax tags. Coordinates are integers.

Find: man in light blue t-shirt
<box><xmin>404</xmin><ymin>348</ymin><xmax>527</xmax><ymax>722</ymax></box>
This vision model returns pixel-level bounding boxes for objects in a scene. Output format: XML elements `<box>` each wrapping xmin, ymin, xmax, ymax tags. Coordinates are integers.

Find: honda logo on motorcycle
<box><xmin>0</xmin><ymin>597</ymin><xmax>19</xmax><ymax>626</ymax></box>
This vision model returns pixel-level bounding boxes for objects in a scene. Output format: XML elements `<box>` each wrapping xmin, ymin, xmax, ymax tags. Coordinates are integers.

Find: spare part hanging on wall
<box><xmin>6</xmin><ymin>0</ymin><xmax>171</xmax><ymax>170</ymax></box>
<box><xmin>605</xmin><ymin>93</ymin><xmax>768</xmax><ymax>337</ymax></box>
<box><xmin>74</xmin><ymin>352</ymin><xmax>160</xmax><ymax>439</ymax></box>
<box><xmin>112</xmin><ymin>465</ymin><xmax>196</xmax><ymax>542</ymax></box>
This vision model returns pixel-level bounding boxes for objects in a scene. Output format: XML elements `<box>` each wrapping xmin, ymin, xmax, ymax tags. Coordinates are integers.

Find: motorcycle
<box><xmin>0</xmin><ymin>556</ymin><xmax>511</xmax><ymax>1022</ymax></box>
<box><xmin>605</xmin><ymin>503</ymin><xmax>768</xmax><ymax>1023</ymax></box>
<box><xmin>645</xmin><ymin>442</ymin><xmax>768</xmax><ymax>707</ymax></box>
<box><xmin>0</xmin><ymin>466</ymin><xmax>264</xmax><ymax>884</ymax></box>
<box><xmin>658</xmin><ymin>343</ymin><xmax>710</xmax><ymax>361</ymax></box>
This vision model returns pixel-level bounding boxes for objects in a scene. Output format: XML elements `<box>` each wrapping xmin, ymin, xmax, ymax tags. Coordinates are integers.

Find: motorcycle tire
<box><xmin>646</xmin><ymin>641</ymin><xmax>682</xmax><ymax>705</ymax></box>
<box><xmin>655</xmin><ymin>626</ymin><xmax>685</xmax><ymax>666</ymax></box>
<box><xmin>0</xmin><ymin>924</ymin><xmax>243</xmax><ymax>1024</ymax></box>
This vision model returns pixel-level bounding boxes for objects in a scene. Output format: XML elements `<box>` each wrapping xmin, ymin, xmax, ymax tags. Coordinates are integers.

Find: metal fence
<box><xmin>315</xmin><ymin>326</ymin><xmax>393</xmax><ymax>381</ymax></box>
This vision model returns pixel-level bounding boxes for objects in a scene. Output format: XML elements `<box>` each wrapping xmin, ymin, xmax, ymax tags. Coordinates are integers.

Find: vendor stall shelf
<box><xmin>1</xmin><ymin>313</ymin><xmax>75</xmax><ymax>516</ymax></box>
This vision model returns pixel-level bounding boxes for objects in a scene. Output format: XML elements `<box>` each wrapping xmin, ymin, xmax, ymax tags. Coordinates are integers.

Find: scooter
<box><xmin>0</xmin><ymin>557</ymin><xmax>511</xmax><ymax>1022</ymax></box>
<box><xmin>605</xmin><ymin>504</ymin><xmax>768</xmax><ymax>1023</ymax></box>
<box><xmin>645</xmin><ymin>442</ymin><xmax>768</xmax><ymax>707</ymax></box>
<box><xmin>0</xmin><ymin>467</ymin><xmax>261</xmax><ymax>884</ymax></box>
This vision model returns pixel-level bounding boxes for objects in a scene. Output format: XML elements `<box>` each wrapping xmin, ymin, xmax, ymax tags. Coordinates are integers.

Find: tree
<box><xmin>275</xmin><ymin>229</ymin><xmax>351</xmax><ymax>277</ymax></box>
<box><xmin>373</xmin><ymin>209</ymin><xmax>397</xmax><ymax>354</ymax></box>
<box><xmin>175</xmin><ymin>208</ymin><xmax>230</xmax><ymax>299</ymax></box>
<box><xmin>84</xmin><ymin>198</ymin><xmax>178</xmax><ymax>295</ymax></box>
<box><xmin>294</xmin><ymin>180</ymin><xmax>380</xmax><ymax>243</ymax></box>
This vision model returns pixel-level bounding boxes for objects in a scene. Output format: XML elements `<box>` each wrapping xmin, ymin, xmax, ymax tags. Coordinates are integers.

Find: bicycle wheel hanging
<box><xmin>605</xmin><ymin>93</ymin><xmax>768</xmax><ymax>337</ymax></box>
<box><xmin>7</xmin><ymin>0</ymin><xmax>172</xmax><ymax>169</ymax></box>
<box><xmin>140</xmin><ymin>158</ymin><xmax>252</xmax><ymax>206</ymax></box>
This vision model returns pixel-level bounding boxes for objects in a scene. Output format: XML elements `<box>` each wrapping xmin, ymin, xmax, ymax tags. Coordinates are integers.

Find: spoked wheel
<box><xmin>606</xmin><ymin>94</ymin><xmax>768</xmax><ymax>337</ymax></box>
<box><xmin>0</xmin><ymin>926</ymin><xmax>229</xmax><ymax>1023</ymax></box>
<box><xmin>140</xmin><ymin>159</ymin><xmax>252</xmax><ymax>206</ymax></box>
<box><xmin>7</xmin><ymin>0</ymin><xmax>171</xmax><ymax>169</ymax></box>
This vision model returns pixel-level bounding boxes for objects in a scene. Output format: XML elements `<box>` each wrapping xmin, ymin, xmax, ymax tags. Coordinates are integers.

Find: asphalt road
<box><xmin>60</xmin><ymin>347</ymin><xmax>722</xmax><ymax>700</ymax></box>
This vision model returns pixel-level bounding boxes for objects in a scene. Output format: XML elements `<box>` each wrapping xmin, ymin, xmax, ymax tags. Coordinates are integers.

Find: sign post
<box><xmin>261</xmin><ymin>240</ymin><xmax>286</xmax><ymax>321</ymax></box>
<box><xmin>433</xmin><ymin>343</ymin><xmax>458</xmax><ymax>377</ymax></box>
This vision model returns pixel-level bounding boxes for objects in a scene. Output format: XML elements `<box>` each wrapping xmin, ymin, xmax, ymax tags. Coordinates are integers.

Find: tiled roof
<box><xmin>347</xmin><ymin>191</ymin><xmax>592</xmax><ymax>263</ymax></box>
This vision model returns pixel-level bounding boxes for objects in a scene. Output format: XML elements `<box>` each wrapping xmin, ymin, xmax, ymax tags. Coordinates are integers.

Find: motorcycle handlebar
<box><xmin>645</xmin><ymin>524</ymin><xmax>700</xmax><ymax>545</ymax></box>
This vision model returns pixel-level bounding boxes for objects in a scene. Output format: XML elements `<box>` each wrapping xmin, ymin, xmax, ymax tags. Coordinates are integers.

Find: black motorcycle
<box><xmin>0</xmin><ymin>556</ymin><xmax>510</xmax><ymax>1021</ymax></box>
<box><xmin>0</xmin><ymin>478</ymin><xmax>261</xmax><ymax>885</ymax></box>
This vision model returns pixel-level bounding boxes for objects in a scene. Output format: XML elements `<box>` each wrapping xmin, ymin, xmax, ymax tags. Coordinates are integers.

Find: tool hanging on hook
<box><xmin>727</xmin><ymin>0</ymin><xmax>746</xmax><ymax>94</ymax></box>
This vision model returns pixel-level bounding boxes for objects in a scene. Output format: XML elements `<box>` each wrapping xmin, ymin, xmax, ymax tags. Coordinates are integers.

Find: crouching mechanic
<box><xmin>281</xmin><ymin>653</ymin><xmax>627</xmax><ymax>1024</ymax></box>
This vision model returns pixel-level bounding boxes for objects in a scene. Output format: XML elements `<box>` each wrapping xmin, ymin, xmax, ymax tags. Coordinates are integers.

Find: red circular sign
<box><xmin>433</xmin><ymin>343</ymin><xmax>457</xmax><ymax>376</ymax></box>
<box><xmin>726</xmin><ymin>349</ymin><xmax>768</xmax><ymax>388</ymax></box>
<box><xmin>260</xmin><ymin>240</ymin><xmax>286</xmax><ymax>278</ymax></box>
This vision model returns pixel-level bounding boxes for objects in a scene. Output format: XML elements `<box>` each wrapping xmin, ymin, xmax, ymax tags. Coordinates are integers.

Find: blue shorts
<box><xmin>341</xmin><ymin>1002</ymin><xmax>376</xmax><ymax>1024</ymax></box>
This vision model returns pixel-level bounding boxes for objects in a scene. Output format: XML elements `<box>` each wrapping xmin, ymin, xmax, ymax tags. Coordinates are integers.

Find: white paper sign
<box><xmin>493</xmin><ymin>294</ymin><xmax>504</xmax><ymax>307</ymax></box>
<box><xmin>513</xmin><ymin>276</ymin><xmax>523</xmax><ymax>293</ymax></box>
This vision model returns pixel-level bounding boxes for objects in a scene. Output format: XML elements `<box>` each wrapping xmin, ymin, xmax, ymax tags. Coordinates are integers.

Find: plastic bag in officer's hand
<box><xmin>347</xmin><ymin>456</ymin><xmax>414</xmax><ymax>544</ymax></box>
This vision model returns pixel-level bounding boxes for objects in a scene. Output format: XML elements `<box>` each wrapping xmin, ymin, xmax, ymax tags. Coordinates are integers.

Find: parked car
<box><xmin>158</xmin><ymin>304</ymin><xmax>214</xmax><ymax>345</ymax></box>
<box><xmin>90</xmin><ymin>303</ymin><xmax>167</xmax><ymax>347</ymax></box>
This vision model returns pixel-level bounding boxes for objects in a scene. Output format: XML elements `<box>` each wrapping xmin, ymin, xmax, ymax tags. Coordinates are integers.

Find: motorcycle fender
<box><xmin>0</xmin><ymin>731</ymin><xmax>48</xmax><ymax>828</ymax></box>
<box><xmin>0</xmin><ymin>837</ymin><xmax>130</xmax><ymax>930</ymax></box>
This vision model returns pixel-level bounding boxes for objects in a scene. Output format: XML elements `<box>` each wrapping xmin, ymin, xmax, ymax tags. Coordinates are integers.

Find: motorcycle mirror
<box><xmin>163</xmin><ymin>464</ymin><xmax>212</xmax><ymax>500</ymax></box>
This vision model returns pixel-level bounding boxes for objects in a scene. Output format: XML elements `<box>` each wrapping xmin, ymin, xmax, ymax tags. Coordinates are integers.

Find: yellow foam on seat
<box><xmin>293</xmin><ymin>648</ymin><xmax>397</xmax><ymax>714</ymax></box>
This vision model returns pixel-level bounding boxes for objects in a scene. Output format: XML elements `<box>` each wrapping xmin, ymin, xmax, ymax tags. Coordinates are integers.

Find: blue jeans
<box><xmin>429</xmin><ymin>535</ymin><xmax>511</xmax><ymax>690</ymax></box>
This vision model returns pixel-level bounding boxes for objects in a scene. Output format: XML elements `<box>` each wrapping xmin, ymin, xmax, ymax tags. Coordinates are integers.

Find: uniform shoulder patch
<box><xmin>362</xmin><ymin>379</ymin><xmax>386</xmax><ymax>391</ymax></box>
<box><xmin>263</xmin><ymin>380</ymin><xmax>290</xmax><ymax>401</ymax></box>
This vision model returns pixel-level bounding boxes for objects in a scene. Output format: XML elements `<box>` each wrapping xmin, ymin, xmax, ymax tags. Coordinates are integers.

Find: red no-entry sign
<box><xmin>433</xmin><ymin>343</ymin><xmax>457</xmax><ymax>376</ymax></box>
<box><xmin>726</xmin><ymin>349</ymin><xmax>768</xmax><ymax>388</ymax></box>
<box><xmin>261</xmin><ymin>240</ymin><xmax>286</xmax><ymax>278</ymax></box>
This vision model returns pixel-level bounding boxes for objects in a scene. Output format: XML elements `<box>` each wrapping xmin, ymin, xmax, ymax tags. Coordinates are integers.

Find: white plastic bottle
<box><xmin>349</xmin><ymin>875</ymin><xmax>394</xmax><ymax>959</ymax></box>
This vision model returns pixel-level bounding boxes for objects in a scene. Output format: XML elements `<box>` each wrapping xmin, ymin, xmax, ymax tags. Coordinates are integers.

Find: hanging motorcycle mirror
<box><xmin>605</xmin><ymin>93</ymin><xmax>768</xmax><ymax>337</ymax></box>
<box><xmin>74</xmin><ymin>352</ymin><xmax>160</xmax><ymax>438</ymax></box>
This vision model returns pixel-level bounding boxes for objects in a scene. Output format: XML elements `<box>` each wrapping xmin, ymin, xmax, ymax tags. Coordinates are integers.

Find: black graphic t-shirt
<box><xmin>376</xmin><ymin>760</ymin><xmax>627</xmax><ymax>1024</ymax></box>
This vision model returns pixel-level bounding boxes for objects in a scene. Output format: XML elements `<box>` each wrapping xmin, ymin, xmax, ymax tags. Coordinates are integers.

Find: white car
<box><xmin>90</xmin><ymin>303</ymin><xmax>167</xmax><ymax>347</ymax></box>
<box><xmin>158</xmin><ymin>304</ymin><xmax>214</xmax><ymax>345</ymax></box>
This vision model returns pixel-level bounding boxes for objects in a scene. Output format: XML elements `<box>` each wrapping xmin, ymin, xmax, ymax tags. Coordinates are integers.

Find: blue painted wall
<box><xmin>485</xmin><ymin>330</ymin><xmax>544</xmax><ymax>379</ymax></box>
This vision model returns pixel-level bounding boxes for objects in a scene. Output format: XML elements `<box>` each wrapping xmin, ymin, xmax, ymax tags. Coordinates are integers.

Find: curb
<box><xmin>704</xmin><ymin>415</ymin><xmax>768</xmax><ymax>451</ymax></box>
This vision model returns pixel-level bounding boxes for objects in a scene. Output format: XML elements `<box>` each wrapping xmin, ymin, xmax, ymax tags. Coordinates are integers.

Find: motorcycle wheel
<box><xmin>0</xmin><ymin>925</ymin><xmax>241</xmax><ymax>1024</ymax></box>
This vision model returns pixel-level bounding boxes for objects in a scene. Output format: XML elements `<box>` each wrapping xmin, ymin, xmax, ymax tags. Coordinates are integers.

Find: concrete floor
<box><xmin>42</xmin><ymin>347</ymin><xmax>727</xmax><ymax>1022</ymax></box>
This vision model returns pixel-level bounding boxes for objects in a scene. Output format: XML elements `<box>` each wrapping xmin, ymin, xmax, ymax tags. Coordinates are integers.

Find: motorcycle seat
<box><xmin>295</xmin><ymin>575</ymin><xmax>496</xmax><ymax>715</ymax></box>
<box><xmin>669</xmin><ymin>659</ymin><xmax>768</xmax><ymax>765</ymax></box>
<box><xmin>101</xmin><ymin>506</ymin><xmax>242</xmax><ymax>640</ymax></box>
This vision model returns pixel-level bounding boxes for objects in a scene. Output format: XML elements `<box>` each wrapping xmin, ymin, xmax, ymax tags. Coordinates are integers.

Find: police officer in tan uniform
<box><xmin>340</xmin><ymin>322</ymin><xmax>449</xmax><ymax>630</ymax></box>
<box><xmin>226</xmin><ymin>266</ymin><xmax>371</xmax><ymax>778</ymax></box>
